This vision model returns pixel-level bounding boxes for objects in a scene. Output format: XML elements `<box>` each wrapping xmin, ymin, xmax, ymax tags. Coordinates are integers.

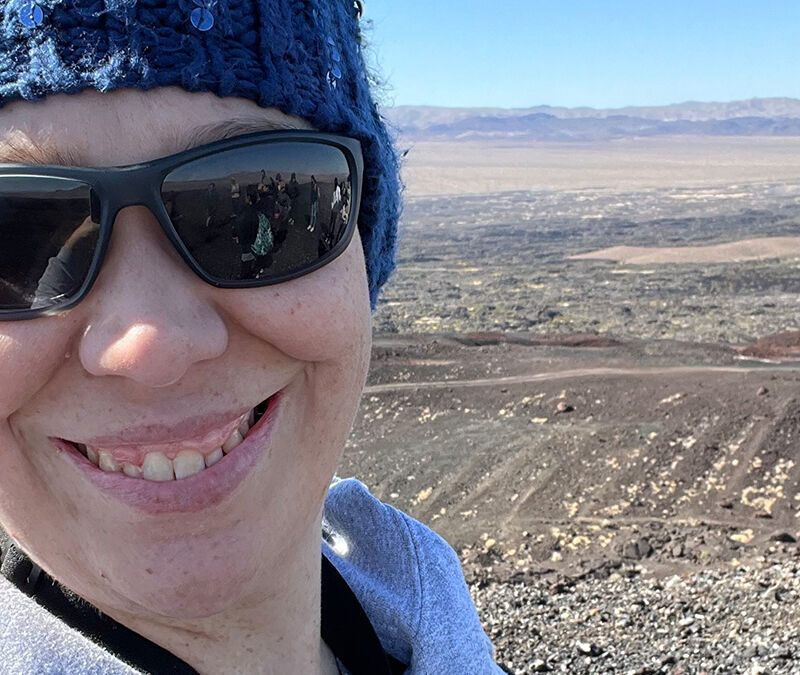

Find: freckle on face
<box><xmin>0</xmin><ymin>88</ymin><xmax>373</xmax><ymax>620</ymax></box>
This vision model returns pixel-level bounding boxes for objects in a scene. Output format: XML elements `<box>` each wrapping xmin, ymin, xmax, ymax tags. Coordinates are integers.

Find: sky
<box><xmin>362</xmin><ymin>0</ymin><xmax>800</xmax><ymax>109</ymax></box>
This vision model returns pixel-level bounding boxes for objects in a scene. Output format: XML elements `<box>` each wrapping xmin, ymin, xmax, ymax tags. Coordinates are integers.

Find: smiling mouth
<box><xmin>66</xmin><ymin>398</ymin><xmax>273</xmax><ymax>483</ymax></box>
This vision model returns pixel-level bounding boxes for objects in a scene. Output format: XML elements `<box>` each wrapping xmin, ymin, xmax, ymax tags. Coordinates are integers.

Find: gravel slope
<box><xmin>472</xmin><ymin>558</ymin><xmax>800</xmax><ymax>674</ymax></box>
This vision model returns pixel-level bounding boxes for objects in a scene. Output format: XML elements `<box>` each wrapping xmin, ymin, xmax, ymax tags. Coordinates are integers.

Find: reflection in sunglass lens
<box><xmin>161</xmin><ymin>142</ymin><xmax>353</xmax><ymax>282</ymax></box>
<box><xmin>0</xmin><ymin>177</ymin><xmax>97</xmax><ymax>311</ymax></box>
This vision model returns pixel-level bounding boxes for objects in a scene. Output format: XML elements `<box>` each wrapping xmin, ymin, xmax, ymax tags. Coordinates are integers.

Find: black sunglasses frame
<box><xmin>0</xmin><ymin>130</ymin><xmax>363</xmax><ymax>321</ymax></box>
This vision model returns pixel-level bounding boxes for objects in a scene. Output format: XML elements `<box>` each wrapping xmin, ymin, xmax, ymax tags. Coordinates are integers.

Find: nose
<box><xmin>78</xmin><ymin>207</ymin><xmax>228</xmax><ymax>387</ymax></box>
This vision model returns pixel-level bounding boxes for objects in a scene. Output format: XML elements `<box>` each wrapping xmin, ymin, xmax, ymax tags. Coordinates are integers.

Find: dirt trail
<box><xmin>343</xmin><ymin>335</ymin><xmax>800</xmax><ymax>581</ymax></box>
<box><xmin>363</xmin><ymin>364</ymin><xmax>796</xmax><ymax>394</ymax></box>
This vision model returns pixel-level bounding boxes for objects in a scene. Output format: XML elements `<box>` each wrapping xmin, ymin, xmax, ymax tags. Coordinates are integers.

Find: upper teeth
<box><xmin>222</xmin><ymin>430</ymin><xmax>243</xmax><ymax>453</ymax></box>
<box><xmin>142</xmin><ymin>451</ymin><xmax>175</xmax><ymax>482</ymax></box>
<box><xmin>76</xmin><ymin>408</ymin><xmax>258</xmax><ymax>481</ymax></box>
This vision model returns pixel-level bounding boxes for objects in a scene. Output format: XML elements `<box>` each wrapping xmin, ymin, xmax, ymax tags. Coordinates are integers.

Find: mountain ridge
<box><xmin>385</xmin><ymin>98</ymin><xmax>800</xmax><ymax>140</ymax></box>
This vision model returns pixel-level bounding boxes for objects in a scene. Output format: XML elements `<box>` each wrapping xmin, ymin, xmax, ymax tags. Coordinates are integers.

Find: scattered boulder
<box><xmin>637</xmin><ymin>538</ymin><xmax>654</xmax><ymax>558</ymax></box>
<box><xmin>770</xmin><ymin>532</ymin><xmax>797</xmax><ymax>544</ymax></box>
<box><xmin>536</xmin><ymin>307</ymin><xmax>562</xmax><ymax>322</ymax></box>
<box><xmin>622</xmin><ymin>541</ymin><xmax>639</xmax><ymax>559</ymax></box>
<box><xmin>623</xmin><ymin>537</ymin><xmax>654</xmax><ymax>560</ymax></box>
<box><xmin>576</xmin><ymin>641</ymin><xmax>603</xmax><ymax>657</ymax></box>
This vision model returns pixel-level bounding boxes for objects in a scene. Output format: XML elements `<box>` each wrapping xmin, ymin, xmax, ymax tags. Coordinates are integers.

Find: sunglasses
<box><xmin>0</xmin><ymin>130</ymin><xmax>362</xmax><ymax>320</ymax></box>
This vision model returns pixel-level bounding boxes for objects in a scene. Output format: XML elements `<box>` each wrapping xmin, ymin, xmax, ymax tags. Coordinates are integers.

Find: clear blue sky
<box><xmin>363</xmin><ymin>0</ymin><xmax>800</xmax><ymax>109</ymax></box>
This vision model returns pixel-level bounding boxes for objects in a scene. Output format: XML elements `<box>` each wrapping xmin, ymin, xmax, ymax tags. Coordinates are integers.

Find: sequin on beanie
<box><xmin>0</xmin><ymin>0</ymin><xmax>400</xmax><ymax>307</ymax></box>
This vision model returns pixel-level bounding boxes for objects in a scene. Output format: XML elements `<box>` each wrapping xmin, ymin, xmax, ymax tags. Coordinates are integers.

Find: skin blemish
<box><xmin>64</xmin><ymin>499</ymin><xmax>79</xmax><ymax>520</ymax></box>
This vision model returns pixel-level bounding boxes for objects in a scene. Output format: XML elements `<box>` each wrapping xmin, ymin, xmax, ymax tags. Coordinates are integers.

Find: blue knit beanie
<box><xmin>0</xmin><ymin>0</ymin><xmax>400</xmax><ymax>307</ymax></box>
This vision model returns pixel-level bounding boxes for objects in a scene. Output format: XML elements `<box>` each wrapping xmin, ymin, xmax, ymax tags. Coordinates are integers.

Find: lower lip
<box><xmin>51</xmin><ymin>393</ymin><xmax>282</xmax><ymax>515</ymax></box>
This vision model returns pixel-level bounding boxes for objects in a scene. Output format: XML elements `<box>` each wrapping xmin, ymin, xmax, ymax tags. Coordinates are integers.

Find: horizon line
<box><xmin>384</xmin><ymin>96</ymin><xmax>800</xmax><ymax>111</ymax></box>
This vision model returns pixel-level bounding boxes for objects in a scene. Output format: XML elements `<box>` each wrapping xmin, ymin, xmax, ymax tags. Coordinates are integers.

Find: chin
<box><xmin>92</xmin><ymin>527</ymin><xmax>271</xmax><ymax>620</ymax></box>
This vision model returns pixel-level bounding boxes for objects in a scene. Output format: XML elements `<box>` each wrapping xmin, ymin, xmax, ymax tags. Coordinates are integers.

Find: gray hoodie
<box><xmin>0</xmin><ymin>478</ymin><xmax>501</xmax><ymax>674</ymax></box>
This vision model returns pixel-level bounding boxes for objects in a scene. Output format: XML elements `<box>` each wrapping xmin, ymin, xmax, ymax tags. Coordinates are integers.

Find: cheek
<box><xmin>222</xmin><ymin>238</ymin><xmax>371</xmax><ymax>364</ymax></box>
<box><xmin>0</xmin><ymin>420</ymin><xmax>85</xmax><ymax>575</ymax></box>
<box><xmin>0</xmin><ymin>315</ymin><xmax>80</xmax><ymax>418</ymax></box>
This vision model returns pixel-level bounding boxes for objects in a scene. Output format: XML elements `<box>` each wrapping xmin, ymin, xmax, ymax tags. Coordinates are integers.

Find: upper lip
<box><xmin>66</xmin><ymin>405</ymin><xmax>257</xmax><ymax>447</ymax></box>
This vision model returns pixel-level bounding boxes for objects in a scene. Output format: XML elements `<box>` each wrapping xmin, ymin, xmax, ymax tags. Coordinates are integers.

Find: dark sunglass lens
<box><xmin>162</xmin><ymin>141</ymin><xmax>353</xmax><ymax>282</ymax></box>
<box><xmin>0</xmin><ymin>177</ymin><xmax>97</xmax><ymax>312</ymax></box>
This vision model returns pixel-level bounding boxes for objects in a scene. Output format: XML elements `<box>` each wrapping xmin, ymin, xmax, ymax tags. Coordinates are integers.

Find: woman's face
<box><xmin>0</xmin><ymin>88</ymin><xmax>372</xmax><ymax>618</ymax></box>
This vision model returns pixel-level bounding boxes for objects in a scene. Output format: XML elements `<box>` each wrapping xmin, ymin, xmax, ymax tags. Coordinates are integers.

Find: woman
<box><xmin>309</xmin><ymin>174</ymin><xmax>321</xmax><ymax>233</ymax></box>
<box><xmin>0</xmin><ymin>1</ymin><xmax>503</xmax><ymax>674</ymax></box>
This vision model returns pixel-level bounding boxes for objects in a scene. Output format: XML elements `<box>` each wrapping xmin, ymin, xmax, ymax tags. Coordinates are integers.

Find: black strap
<box><xmin>321</xmin><ymin>555</ymin><xmax>407</xmax><ymax>675</ymax></box>
<box><xmin>0</xmin><ymin>533</ymin><xmax>407</xmax><ymax>674</ymax></box>
<box><xmin>0</xmin><ymin>531</ymin><xmax>196</xmax><ymax>674</ymax></box>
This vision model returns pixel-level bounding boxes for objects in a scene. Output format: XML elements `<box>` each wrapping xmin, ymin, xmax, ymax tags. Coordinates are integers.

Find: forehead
<box><xmin>0</xmin><ymin>87</ymin><xmax>312</xmax><ymax>167</ymax></box>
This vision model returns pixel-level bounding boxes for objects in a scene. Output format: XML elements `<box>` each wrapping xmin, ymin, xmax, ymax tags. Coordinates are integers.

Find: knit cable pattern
<box><xmin>0</xmin><ymin>0</ymin><xmax>400</xmax><ymax>307</ymax></box>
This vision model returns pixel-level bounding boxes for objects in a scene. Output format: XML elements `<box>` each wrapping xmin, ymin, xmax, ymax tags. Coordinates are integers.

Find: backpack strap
<box><xmin>0</xmin><ymin>531</ymin><xmax>196</xmax><ymax>673</ymax></box>
<box><xmin>321</xmin><ymin>555</ymin><xmax>407</xmax><ymax>674</ymax></box>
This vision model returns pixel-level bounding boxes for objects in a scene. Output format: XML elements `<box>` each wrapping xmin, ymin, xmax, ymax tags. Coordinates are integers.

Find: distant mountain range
<box><xmin>384</xmin><ymin>98</ymin><xmax>800</xmax><ymax>141</ymax></box>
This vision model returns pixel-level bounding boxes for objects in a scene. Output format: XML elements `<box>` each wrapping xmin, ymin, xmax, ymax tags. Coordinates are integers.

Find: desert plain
<box><xmin>340</xmin><ymin>135</ymin><xmax>800</xmax><ymax>673</ymax></box>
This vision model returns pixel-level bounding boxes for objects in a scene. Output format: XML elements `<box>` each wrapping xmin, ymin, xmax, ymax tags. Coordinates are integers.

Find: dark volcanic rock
<box><xmin>770</xmin><ymin>532</ymin><xmax>797</xmax><ymax>544</ymax></box>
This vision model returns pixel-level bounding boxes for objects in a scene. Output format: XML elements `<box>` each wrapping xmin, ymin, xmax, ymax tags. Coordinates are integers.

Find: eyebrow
<box><xmin>175</xmin><ymin>117</ymin><xmax>301</xmax><ymax>153</ymax></box>
<box><xmin>0</xmin><ymin>137</ymin><xmax>82</xmax><ymax>166</ymax></box>
<box><xmin>0</xmin><ymin>116</ymin><xmax>300</xmax><ymax>166</ymax></box>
